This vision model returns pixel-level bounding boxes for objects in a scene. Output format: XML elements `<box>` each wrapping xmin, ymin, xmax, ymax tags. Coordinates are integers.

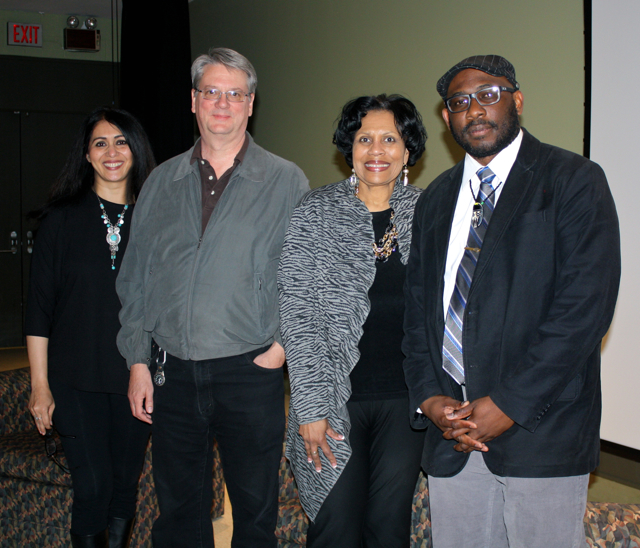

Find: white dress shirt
<box><xmin>442</xmin><ymin>130</ymin><xmax>523</xmax><ymax>315</ymax></box>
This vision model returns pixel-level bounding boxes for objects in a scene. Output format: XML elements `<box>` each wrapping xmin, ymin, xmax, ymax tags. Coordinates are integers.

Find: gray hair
<box><xmin>191</xmin><ymin>47</ymin><xmax>257</xmax><ymax>94</ymax></box>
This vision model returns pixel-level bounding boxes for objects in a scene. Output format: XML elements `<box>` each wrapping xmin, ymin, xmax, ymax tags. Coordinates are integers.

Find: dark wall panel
<box><xmin>120</xmin><ymin>0</ymin><xmax>193</xmax><ymax>164</ymax></box>
<box><xmin>0</xmin><ymin>54</ymin><xmax>117</xmax><ymax>346</ymax></box>
<box><xmin>0</xmin><ymin>55</ymin><xmax>116</xmax><ymax>113</ymax></box>
<box><xmin>0</xmin><ymin>112</ymin><xmax>23</xmax><ymax>346</ymax></box>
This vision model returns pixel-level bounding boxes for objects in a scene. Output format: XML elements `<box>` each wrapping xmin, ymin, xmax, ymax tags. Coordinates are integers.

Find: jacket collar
<box><xmin>389</xmin><ymin>175</ymin><xmax>420</xmax><ymax>210</ymax></box>
<box><xmin>439</xmin><ymin>128</ymin><xmax>540</xmax><ymax>231</ymax></box>
<box><xmin>470</xmin><ymin>128</ymin><xmax>540</xmax><ymax>288</ymax></box>
<box><xmin>172</xmin><ymin>132</ymin><xmax>265</xmax><ymax>183</ymax></box>
<box><xmin>431</xmin><ymin>129</ymin><xmax>541</xmax><ymax>310</ymax></box>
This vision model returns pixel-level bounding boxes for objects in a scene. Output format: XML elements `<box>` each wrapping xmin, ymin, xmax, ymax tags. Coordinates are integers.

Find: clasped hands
<box><xmin>420</xmin><ymin>395</ymin><xmax>514</xmax><ymax>453</ymax></box>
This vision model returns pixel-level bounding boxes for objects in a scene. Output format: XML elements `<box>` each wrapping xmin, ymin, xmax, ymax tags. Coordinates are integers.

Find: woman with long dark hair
<box><xmin>26</xmin><ymin>107</ymin><xmax>155</xmax><ymax>548</ymax></box>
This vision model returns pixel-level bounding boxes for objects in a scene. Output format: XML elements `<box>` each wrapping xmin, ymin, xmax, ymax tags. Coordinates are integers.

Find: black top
<box><xmin>349</xmin><ymin>208</ymin><xmax>408</xmax><ymax>401</ymax></box>
<box><xmin>25</xmin><ymin>191</ymin><xmax>133</xmax><ymax>394</ymax></box>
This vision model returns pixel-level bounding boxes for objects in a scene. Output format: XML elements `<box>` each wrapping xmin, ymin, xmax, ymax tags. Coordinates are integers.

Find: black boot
<box><xmin>70</xmin><ymin>529</ymin><xmax>109</xmax><ymax>548</ymax></box>
<box><xmin>108</xmin><ymin>517</ymin><xmax>135</xmax><ymax>548</ymax></box>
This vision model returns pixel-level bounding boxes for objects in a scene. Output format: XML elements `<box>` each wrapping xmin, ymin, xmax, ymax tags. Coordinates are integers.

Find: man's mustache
<box><xmin>462</xmin><ymin>120</ymin><xmax>498</xmax><ymax>134</ymax></box>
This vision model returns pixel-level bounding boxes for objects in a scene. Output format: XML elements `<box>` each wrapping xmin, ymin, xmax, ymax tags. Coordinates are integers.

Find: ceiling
<box><xmin>0</xmin><ymin>1</ymin><xmax>123</xmax><ymax>18</ymax></box>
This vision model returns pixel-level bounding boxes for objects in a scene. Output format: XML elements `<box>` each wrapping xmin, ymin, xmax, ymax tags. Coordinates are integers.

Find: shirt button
<box><xmin>211</xmin><ymin>190</ymin><xmax>215</xmax><ymax>195</ymax></box>
<box><xmin>209</xmin><ymin>175</ymin><xmax>213</xmax><ymax>180</ymax></box>
<box><xmin>201</xmin><ymin>160</ymin><xmax>205</xmax><ymax>165</ymax></box>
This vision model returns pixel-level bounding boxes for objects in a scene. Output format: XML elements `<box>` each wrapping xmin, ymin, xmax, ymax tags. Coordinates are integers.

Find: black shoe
<box><xmin>70</xmin><ymin>529</ymin><xmax>109</xmax><ymax>548</ymax></box>
<box><xmin>108</xmin><ymin>517</ymin><xmax>135</xmax><ymax>548</ymax></box>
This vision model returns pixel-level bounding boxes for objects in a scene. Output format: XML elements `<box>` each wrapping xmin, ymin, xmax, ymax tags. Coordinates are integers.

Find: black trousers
<box><xmin>49</xmin><ymin>380</ymin><xmax>151</xmax><ymax>535</ymax></box>
<box><xmin>306</xmin><ymin>397</ymin><xmax>425</xmax><ymax>548</ymax></box>
<box><xmin>150</xmin><ymin>347</ymin><xmax>285</xmax><ymax>548</ymax></box>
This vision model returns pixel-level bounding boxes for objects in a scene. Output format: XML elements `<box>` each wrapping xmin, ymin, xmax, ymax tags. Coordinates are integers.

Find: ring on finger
<box><xmin>311</xmin><ymin>450</ymin><xmax>318</xmax><ymax>455</ymax></box>
<box><xmin>35</xmin><ymin>417</ymin><xmax>42</xmax><ymax>421</ymax></box>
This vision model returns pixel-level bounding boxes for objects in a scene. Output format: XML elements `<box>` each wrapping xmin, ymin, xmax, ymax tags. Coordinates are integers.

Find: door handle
<box><xmin>0</xmin><ymin>231</ymin><xmax>19</xmax><ymax>254</ymax></box>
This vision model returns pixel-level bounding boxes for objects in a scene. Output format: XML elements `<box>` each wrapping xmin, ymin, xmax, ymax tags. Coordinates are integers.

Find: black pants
<box><xmin>306</xmin><ymin>397</ymin><xmax>425</xmax><ymax>548</ymax></box>
<box><xmin>150</xmin><ymin>347</ymin><xmax>285</xmax><ymax>548</ymax></box>
<box><xmin>49</xmin><ymin>380</ymin><xmax>151</xmax><ymax>535</ymax></box>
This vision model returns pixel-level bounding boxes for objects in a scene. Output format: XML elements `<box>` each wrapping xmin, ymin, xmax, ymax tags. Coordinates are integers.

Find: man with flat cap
<box><xmin>403</xmin><ymin>55</ymin><xmax>620</xmax><ymax>547</ymax></box>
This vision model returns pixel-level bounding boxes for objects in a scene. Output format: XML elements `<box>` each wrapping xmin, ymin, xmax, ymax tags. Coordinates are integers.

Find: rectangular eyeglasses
<box><xmin>195</xmin><ymin>88</ymin><xmax>251</xmax><ymax>102</ymax></box>
<box><xmin>445</xmin><ymin>85</ymin><xmax>518</xmax><ymax>113</ymax></box>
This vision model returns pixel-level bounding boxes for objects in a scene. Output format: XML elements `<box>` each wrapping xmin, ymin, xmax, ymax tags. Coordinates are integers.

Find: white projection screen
<box><xmin>590</xmin><ymin>0</ymin><xmax>640</xmax><ymax>450</ymax></box>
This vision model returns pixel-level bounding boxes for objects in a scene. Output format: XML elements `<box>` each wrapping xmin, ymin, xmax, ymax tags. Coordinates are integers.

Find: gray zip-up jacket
<box><xmin>117</xmin><ymin>134</ymin><xmax>309</xmax><ymax>367</ymax></box>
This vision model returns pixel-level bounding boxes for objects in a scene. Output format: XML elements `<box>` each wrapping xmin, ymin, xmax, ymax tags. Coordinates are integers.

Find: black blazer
<box><xmin>403</xmin><ymin>130</ymin><xmax>621</xmax><ymax>478</ymax></box>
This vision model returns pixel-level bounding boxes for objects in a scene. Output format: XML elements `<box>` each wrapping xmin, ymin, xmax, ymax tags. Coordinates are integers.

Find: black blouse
<box><xmin>349</xmin><ymin>208</ymin><xmax>408</xmax><ymax>401</ymax></box>
<box><xmin>25</xmin><ymin>191</ymin><xmax>134</xmax><ymax>394</ymax></box>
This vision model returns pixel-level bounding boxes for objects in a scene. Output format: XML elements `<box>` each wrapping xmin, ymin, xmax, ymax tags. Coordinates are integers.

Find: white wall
<box><xmin>591</xmin><ymin>0</ymin><xmax>640</xmax><ymax>450</ymax></box>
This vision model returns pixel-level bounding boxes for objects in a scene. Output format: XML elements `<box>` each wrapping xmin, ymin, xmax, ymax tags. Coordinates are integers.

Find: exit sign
<box><xmin>7</xmin><ymin>22</ymin><xmax>43</xmax><ymax>47</ymax></box>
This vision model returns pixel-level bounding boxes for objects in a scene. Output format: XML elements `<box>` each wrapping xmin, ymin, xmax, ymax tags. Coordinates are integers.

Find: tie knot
<box><xmin>477</xmin><ymin>166</ymin><xmax>496</xmax><ymax>184</ymax></box>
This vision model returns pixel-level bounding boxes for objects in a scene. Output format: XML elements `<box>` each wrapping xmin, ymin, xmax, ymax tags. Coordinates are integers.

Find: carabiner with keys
<box><xmin>153</xmin><ymin>348</ymin><xmax>167</xmax><ymax>386</ymax></box>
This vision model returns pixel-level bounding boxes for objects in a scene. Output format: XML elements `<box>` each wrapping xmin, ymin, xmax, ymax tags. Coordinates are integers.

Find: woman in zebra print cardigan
<box><xmin>279</xmin><ymin>95</ymin><xmax>428</xmax><ymax>547</ymax></box>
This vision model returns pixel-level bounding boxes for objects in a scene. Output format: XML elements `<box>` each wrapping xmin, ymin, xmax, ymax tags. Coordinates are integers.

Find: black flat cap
<box><xmin>436</xmin><ymin>55</ymin><xmax>519</xmax><ymax>99</ymax></box>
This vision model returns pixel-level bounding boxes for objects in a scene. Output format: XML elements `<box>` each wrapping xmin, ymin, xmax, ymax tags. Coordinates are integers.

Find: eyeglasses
<box><xmin>445</xmin><ymin>86</ymin><xmax>518</xmax><ymax>113</ymax></box>
<box><xmin>44</xmin><ymin>428</ymin><xmax>75</xmax><ymax>474</ymax></box>
<box><xmin>194</xmin><ymin>88</ymin><xmax>251</xmax><ymax>103</ymax></box>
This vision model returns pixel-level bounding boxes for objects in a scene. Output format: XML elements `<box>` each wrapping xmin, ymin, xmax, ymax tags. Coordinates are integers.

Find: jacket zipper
<box><xmin>185</xmin><ymin>233</ymin><xmax>204</xmax><ymax>358</ymax></box>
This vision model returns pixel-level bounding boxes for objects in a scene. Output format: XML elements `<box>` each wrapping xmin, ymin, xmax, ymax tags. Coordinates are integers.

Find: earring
<box><xmin>402</xmin><ymin>164</ymin><xmax>409</xmax><ymax>186</ymax></box>
<box><xmin>349</xmin><ymin>169</ymin><xmax>359</xmax><ymax>195</ymax></box>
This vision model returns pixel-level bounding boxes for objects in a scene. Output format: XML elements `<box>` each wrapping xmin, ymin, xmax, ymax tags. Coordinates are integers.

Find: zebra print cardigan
<box><xmin>278</xmin><ymin>176</ymin><xmax>422</xmax><ymax>520</ymax></box>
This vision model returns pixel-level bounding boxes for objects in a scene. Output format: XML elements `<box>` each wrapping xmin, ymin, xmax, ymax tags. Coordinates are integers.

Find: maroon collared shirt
<box><xmin>190</xmin><ymin>136</ymin><xmax>249</xmax><ymax>235</ymax></box>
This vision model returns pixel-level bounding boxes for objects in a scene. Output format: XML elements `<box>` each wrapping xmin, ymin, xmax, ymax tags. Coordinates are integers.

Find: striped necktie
<box><xmin>442</xmin><ymin>166</ymin><xmax>497</xmax><ymax>385</ymax></box>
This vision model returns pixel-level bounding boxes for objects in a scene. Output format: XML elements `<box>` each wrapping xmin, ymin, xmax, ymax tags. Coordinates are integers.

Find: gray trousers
<box><xmin>428</xmin><ymin>451</ymin><xmax>589</xmax><ymax>548</ymax></box>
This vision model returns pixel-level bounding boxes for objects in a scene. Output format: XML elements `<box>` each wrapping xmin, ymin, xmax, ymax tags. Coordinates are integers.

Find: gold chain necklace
<box><xmin>372</xmin><ymin>209</ymin><xmax>398</xmax><ymax>263</ymax></box>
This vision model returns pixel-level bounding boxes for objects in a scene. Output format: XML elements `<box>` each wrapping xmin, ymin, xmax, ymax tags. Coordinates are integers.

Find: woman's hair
<box><xmin>32</xmin><ymin>107</ymin><xmax>155</xmax><ymax>220</ymax></box>
<box><xmin>333</xmin><ymin>94</ymin><xmax>427</xmax><ymax>168</ymax></box>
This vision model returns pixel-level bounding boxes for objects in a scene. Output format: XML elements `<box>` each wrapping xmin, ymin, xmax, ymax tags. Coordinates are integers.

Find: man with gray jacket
<box><xmin>117</xmin><ymin>48</ymin><xmax>309</xmax><ymax>548</ymax></box>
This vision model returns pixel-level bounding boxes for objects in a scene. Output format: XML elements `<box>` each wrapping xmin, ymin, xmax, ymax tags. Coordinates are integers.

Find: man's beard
<box><xmin>449</xmin><ymin>102</ymin><xmax>520</xmax><ymax>159</ymax></box>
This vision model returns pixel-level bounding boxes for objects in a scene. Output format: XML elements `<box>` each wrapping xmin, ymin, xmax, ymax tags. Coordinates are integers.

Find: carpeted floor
<box><xmin>3</xmin><ymin>346</ymin><xmax>639</xmax><ymax>548</ymax></box>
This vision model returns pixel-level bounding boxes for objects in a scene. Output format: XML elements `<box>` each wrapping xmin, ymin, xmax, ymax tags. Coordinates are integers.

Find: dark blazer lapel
<box><xmin>472</xmin><ymin>130</ymin><xmax>540</xmax><ymax>286</ymax></box>
<box><xmin>431</xmin><ymin>162</ymin><xmax>467</xmax><ymax>400</ymax></box>
<box><xmin>433</xmin><ymin>162</ymin><xmax>465</xmax><ymax>331</ymax></box>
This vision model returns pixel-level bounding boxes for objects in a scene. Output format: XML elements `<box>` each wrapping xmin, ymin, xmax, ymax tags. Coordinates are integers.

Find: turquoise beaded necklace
<box><xmin>95</xmin><ymin>192</ymin><xmax>129</xmax><ymax>270</ymax></box>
